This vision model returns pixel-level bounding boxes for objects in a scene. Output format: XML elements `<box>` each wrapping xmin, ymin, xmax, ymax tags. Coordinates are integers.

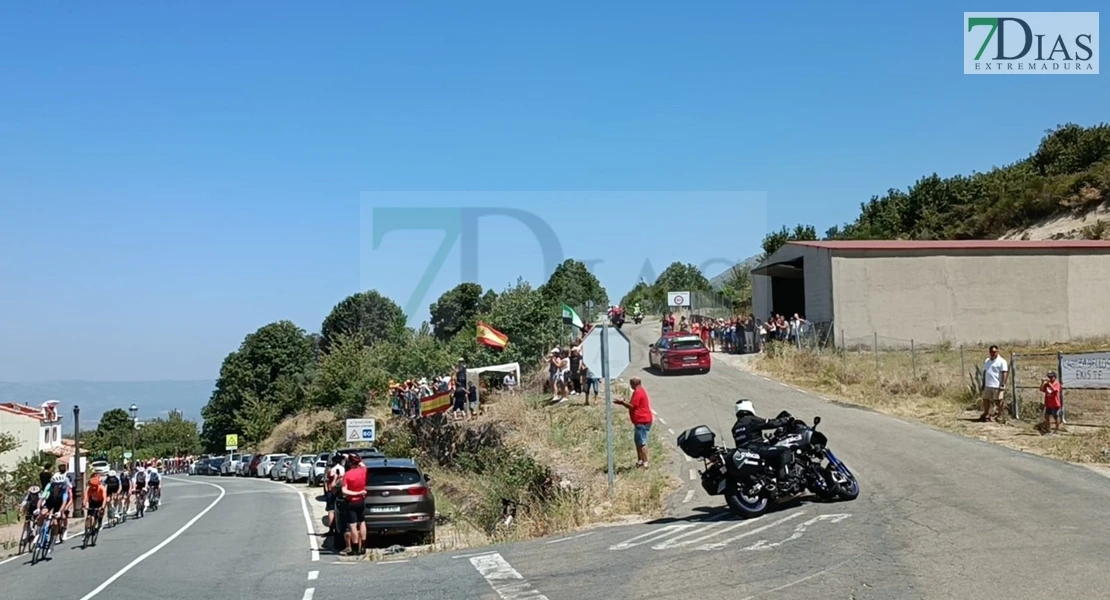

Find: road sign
<box><xmin>581</xmin><ymin>325</ymin><xmax>631</xmax><ymax>378</ymax></box>
<box><xmin>225</xmin><ymin>434</ymin><xmax>239</xmax><ymax>450</ymax></box>
<box><xmin>667</xmin><ymin>291</ymin><xmax>690</xmax><ymax>307</ymax></box>
<box><xmin>346</xmin><ymin>418</ymin><xmax>376</xmax><ymax>443</ymax></box>
<box><xmin>123</xmin><ymin>451</ymin><xmax>133</xmax><ymax>459</ymax></box>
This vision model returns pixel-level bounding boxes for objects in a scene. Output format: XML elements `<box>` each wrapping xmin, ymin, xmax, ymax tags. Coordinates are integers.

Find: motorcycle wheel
<box><xmin>836</xmin><ymin>472</ymin><xmax>860</xmax><ymax>501</ymax></box>
<box><xmin>725</xmin><ymin>483</ymin><xmax>769</xmax><ymax>518</ymax></box>
<box><xmin>813</xmin><ymin>467</ymin><xmax>840</xmax><ymax>501</ymax></box>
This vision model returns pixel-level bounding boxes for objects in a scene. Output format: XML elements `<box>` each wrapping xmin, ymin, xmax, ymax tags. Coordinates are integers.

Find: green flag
<box><xmin>562</xmin><ymin>304</ymin><xmax>585</xmax><ymax>329</ymax></box>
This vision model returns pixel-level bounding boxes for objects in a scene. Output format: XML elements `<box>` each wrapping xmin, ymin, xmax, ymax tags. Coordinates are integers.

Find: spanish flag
<box><xmin>477</xmin><ymin>321</ymin><xmax>509</xmax><ymax>349</ymax></box>
<box><xmin>420</xmin><ymin>390</ymin><xmax>452</xmax><ymax>417</ymax></box>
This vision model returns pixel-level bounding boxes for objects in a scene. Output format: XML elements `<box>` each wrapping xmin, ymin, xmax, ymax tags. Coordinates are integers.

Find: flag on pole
<box><xmin>476</xmin><ymin>321</ymin><xmax>509</xmax><ymax>349</ymax></box>
<box><xmin>420</xmin><ymin>390</ymin><xmax>452</xmax><ymax>417</ymax></box>
<box><xmin>562</xmin><ymin>304</ymin><xmax>585</xmax><ymax>330</ymax></box>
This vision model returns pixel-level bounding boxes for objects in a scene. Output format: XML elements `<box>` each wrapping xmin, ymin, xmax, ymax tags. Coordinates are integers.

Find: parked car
<box><xmin>362</xmin><ymin>457</ymin><xmax>436</xmax><ymax>544</ymax></box>
<box><xmin>221</xmin><ymin>453</ymin><xmax>243</xmax><ymax>476</ymax></box>
<box><xmin>204</xmin><ymin>457</ymin><xmax>225</xmax><ymax>476</ymax></box>
<box><xmin>287</xmin><ymin>455</ymin><xmax>314</xmax><ymax>483</ymax></box>
<box><xmin>246</xmin><ymin>455</ymin><xmax>262</xmax><ymax>477</ymax></box>
<box><xmin>648</xmin><ymin>332</ymin><xmax>711</xmax><ymax>374</ymax></box>
<box><xmin>90</xmin><ymin>460</ymin><xmax>111</xmax><ymax>476</ymax></box>
<box><xmin>309</xmin><ymin>459</ymin><xmax>328</xmax><ymax>487</ymax></box>
<box><xmin>256</xmin><ymin>454</ymin><xmax>287</xmax><ymax>478</ymax></box>
<box><xmin>235</xmin><ymin>454</ymin><xmax>254</xmax><ymax>476</ymax></box>
<box><xmin>335</xmin><ymin>447</ymin><xmax>385</xmax><ymax>462</ymax></box>
<box><xmin>271</xmin><ymin>456</ymin><xmax>294</xmax><ymax>481</ymax></box>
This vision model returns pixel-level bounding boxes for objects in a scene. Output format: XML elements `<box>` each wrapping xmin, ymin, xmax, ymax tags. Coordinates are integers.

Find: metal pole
<box><xmin>873</xmin><ymin>332</ymin><xmax>879</xmax><ymax>372</ymax></box>
<box><xmin>1058</xmin><ymin>351</ymin><xmax>1066</xmax><ymax>424</ymax></box>
<box><xmin>960</xmin><ymin>345</ymin><xmax>966</xmax><ymax>379</ymax></box>
<box><xmin>840</xmin><ymin>329</ymin><xmax>845</xmax><ymax>351</ymax></box>
<box><xmin>73</xmin><ymin>405</ymin><xmax>83</xmax><ymax>518</ymax></box>
<box><xmin>602</xmin><ymin>324</ymin><xmax>615</xmax><ymax>495</ymax></box>
<box><xmin>911</xmin><ymin>339</ymin><xmax>917</xmax><ymax>379</ymax></box>
<box><xmin>1009</xmin><ymin>352</ymin><xmax>1018</xmax><ymax>419</ymax></box>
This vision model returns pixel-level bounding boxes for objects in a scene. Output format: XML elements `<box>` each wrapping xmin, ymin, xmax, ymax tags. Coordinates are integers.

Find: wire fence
<box><xmin>689</xmin><ymin>290</ymin><xmax>734</xmax><ymax>320</ymax></box>
<box><xmin>837</xmin><ymin>333</ymin><xmax>992</xmax><ymax>384</ymax></box>
<box><xmin>1010</xmin><ymin>352</ymin><xmax>1110</xmax><ymax>425</ymax></box>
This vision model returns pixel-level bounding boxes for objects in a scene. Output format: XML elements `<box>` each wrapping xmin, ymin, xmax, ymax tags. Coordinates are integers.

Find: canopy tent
<box><xmin>467</xmin><ymin>362</ymin><xmax>521</xmax><ymax>382</ymax></box>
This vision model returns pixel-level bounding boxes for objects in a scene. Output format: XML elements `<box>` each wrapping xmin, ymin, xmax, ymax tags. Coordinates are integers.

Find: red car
<box><xmin>648</xmin><ymin>332</ymin><xmax>711</xmax><ymax>374</ymax></box>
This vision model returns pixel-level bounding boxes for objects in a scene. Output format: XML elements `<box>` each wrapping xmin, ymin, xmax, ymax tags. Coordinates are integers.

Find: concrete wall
<box><xmin>0</xmin><ymin>412</ymin><xmax>39</xmax><ymax>471</ymax></box>
<box><xmin>830</xmin><ymin>249</ymin><xmax>1110</xmax><ymax>346</ymax></box>
<box><xmin>753</xmin><ymin>245</ymin><xmax>834</xmax><ymax>322</ymax></box>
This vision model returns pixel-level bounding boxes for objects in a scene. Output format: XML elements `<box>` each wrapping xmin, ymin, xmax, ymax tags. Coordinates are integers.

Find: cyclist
<box><xmin>38</xmin><ymin>473</ymin><xmax>70</xmax><ymax>544</ymax></box>
<box><xmin>119</xmin><ymin>466</ymin><xmax>132</xmax><ymax>516</ymax></box>
<box><xmin>104</xmin><ymin>470</ymin><xmax>121</xmax><ymax>522</ymax></box>
<box><xmin>84</xmin><ymin>473</ymin><xmax>106</xmax><ymax>542</ymax></box>
<box><xmin>133</xmin><ymin>465</ymin><xmax>147</xmax><ymax>516</ymax></box>
<box><xmin>147</xmin><ymin>465</ymin><xmax>162</xmax><ymax>506</ymax></box>
<box><xmin>18</xmin><ymin>484</ymin><xmax>42</xmax><ymax>549</ymax></box>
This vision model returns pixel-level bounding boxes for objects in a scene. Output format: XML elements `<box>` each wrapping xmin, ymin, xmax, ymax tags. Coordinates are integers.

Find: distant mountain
<box><xmin>709</xmin><ymin>255</ymin><xmax>762</xmax><ymax>290</ymax></box>
<box><xmin>0</xmin><ymin>380</ymin><xmax>214</xmax><ymax>429</ymax></box>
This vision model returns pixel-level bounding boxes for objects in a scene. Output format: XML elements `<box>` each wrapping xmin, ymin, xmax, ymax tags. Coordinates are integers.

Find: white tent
<box><xmin>467</xmin><ymin>362</ymin><xmax>521</xmax><ymax>382</ymax></box>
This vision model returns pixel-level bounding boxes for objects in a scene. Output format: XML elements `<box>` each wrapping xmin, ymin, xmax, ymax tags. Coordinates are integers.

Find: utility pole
<box><xmin>73</xmin><ymin>405</ymin><xmax>83</xmax><ymax>518</ymax></box>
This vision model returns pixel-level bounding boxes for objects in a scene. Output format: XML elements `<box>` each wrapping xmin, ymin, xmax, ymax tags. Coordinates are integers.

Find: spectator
<box><xmin>324</xmin><ymin>453</ymin><xmax>345</xmax><ymax>549</ymax></box>
<box><xmin>39</xmin><ymin>464</ymin><xmax>52</xmax><ymax>489</ymax></box>
<box><xmin>502</xmin><ymin>371</ymin><xmax>517</xmax><ymax>391</ymax></box>
<box><xmin>341</xmin><ymin>454</ymin><xmax>368</xmax><ymax>556</ymax></box>
<box><xmin>583</xmin><ymin>367</ymin><xmax>599</xmax><ymax>406</ymax></box>
<box><xmin>614</xmin><ymin>377</ymin><xmax>653</xmax><ymax>469</ymax></box>
<box><xmin>568</xmin><ymin>346</ymin><xmax>583</xmax><ymax>396</ymax></box>
<box><xmin>451</xmin><ymin>360</ymin><xmax>468</xmax><ymax>420</ymax></box>
<box><xmin>467</xmin><ymin>381</ymin><xmax>479</xmax><ymax>416</ymax></box>
<box><xmin>1041</xmin><ymin>370</ymin><xmax>1062</xmax><ymax>434</ymax></box>
<box><xmin>979</xmin><ymin>345</ymin><xmax>1009</xmax><ymax>422</ymax></box>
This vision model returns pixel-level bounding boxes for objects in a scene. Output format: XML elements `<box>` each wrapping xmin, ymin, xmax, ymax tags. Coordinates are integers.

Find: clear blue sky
<box><xmin>0</xmin><ymin>2</ymin><xmax>1104</xmax><ymax>381</ymax></box>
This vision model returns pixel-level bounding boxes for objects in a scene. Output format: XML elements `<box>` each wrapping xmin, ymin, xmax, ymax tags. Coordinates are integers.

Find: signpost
<box><xmin>225</xmin><ymin>434</ymin><xmax>239</xmax><ymax>451</ymax></box>
<box><xmin>345</xmin><ymin>418</ymin><xmax>377</xmax><ymax>445</ymax></box>
<box><xmin>581</xmin><ymin>322</ymin><xmax>632</xmax><ymax>495</ymax></box>
<box><xmin>667</xmin><ymin>291</ymin><xmax>690</xmax><ymax>307</ymax></box>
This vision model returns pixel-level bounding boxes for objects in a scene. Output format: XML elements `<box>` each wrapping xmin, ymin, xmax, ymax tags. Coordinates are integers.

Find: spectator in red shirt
<box><xmin>1040</xmin><ymin>371</ymin><xmax>1062</xmax><ymax>434</ymax></box>
<box><xmin>341</xmin><ymin>454</ymin><xmax>368</xmax><ymax>555</ymax></box>
<box><xmin>615</xmin><ymin>377</ymin><xmax>654</xmax><ymax>469</ymax></box>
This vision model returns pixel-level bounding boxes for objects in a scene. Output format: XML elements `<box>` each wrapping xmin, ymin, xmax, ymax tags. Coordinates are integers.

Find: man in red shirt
<box><xmin>1041</xmin><ymin>370</ymin><xmax>1062</xmax><ymax>434</ymax></box>
<box><xmin>615</xmin><ymin>377</ymin><xmax>654</xmax><ymax>469</ymax></box>
<box><xmin>341</xmin><ymin>454</ymin><xmax>368</xmax><ymax>555</ymax></box>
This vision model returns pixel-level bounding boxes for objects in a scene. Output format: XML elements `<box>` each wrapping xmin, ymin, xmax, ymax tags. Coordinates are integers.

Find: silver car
<box><xmin>221</xmin><ymin>453</ymin><xmax>243</xmax><ymax>476</ymax></box>
<box><xmin>237</xmin><ymin>454</ymin><xmax>254</xmax><ymax>476</ymax></box>
<box><xmin>257</xmin><ymin>454</ymin><xmax>287</xmax><ymax>478</ymax></box>
<box><xmin>271</xmin><ymin>456</ymin><xmax>294</xmax><ymax>481</ymax></box>
<box><xmin>287</xmin><ymin>454</ymin><xmax>314</xmax><ymax>483</ymax></box>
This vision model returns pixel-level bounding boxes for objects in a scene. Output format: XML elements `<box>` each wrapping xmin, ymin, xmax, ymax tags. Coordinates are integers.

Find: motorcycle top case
<box><xmin>677</xmin><ymin>426</ymin><xmax>716</xmax><ymax>459</ymax></box>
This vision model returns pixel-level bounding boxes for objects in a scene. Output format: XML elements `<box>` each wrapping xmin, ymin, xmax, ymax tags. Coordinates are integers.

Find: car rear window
<box><xmin>368</xmin><ymin>468</ymin><xmax>423</xmax><ymax>486</ymax></box>
<box><xmin>268</xmin><ymin>455</ymin><xmax>285</xmax><ymax>460</ymax></box>
<box><xmin>670</xmin><ymin>336</ymin><xmax>705</xmax><ymax>350</ymax></box>
<box><xmin>299</xmin><ymin>456</ymin><xmax>313</xmax><ymax>463</ymax></box>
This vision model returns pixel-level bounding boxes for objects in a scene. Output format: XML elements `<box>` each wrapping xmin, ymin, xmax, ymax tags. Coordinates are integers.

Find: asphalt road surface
<box><xmin>9</xmin><ymin>321</ymin><xmax>1110</xmax><ymax>599</ymax></box>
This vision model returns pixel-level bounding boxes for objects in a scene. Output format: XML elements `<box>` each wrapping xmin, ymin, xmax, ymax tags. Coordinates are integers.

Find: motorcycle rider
<box><xmin>731</xmin><ymin>400</ymin><xmax>796</xmax><ymax>483</ymax></box>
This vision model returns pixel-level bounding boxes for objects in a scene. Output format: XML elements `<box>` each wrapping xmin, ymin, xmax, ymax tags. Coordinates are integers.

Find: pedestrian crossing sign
<box><xmin>225</xmin><ymin>434</ymin><xmax>239</xmax><ymax>450</ymax></box>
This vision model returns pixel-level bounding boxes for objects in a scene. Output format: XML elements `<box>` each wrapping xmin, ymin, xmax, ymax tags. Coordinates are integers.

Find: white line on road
<box><xmin>777</xmin><ymin>382</ymin><xmax>790</xmax><ymax>388</ymax></box>
<box><xmin>657</xmin><ymin>417</ymin><xmax>668</xmax><ymax>425</ymax></box>
<box><xmin>697</xmin><ymin>512</ymin><xmax>806</xmax><ymax>551</ymax></box>
<box><xmin>689</xmin><ymin>469</ymin><xmax>697</xmax><ymax>481</ymax></box>
<box><xmin>651</xmin><ymin>409</ymin><xmax>658</xmax><ymax>415</ymax></box>
<box><xmin>77</xmin><ymin>477</ymin><xmax>226</xmax><ymax>600</ymax></box>
<box><xmin>667</xmin><ymin>428</ymin><xmax>675</xmax><ymax>435</ymax></box>
<box><xmin>296</xmin><ymin>485</ymin><xmax>321</xmax><ymax>561</ymax></box>
<box><xmin>307</xmin><ymin>571</ymin><xmax>319</xmax><ymax>580</ymax></box>
<box><xmin>739</xmin><ymin>555</ymin><xmax>859</xmax><ymax>600</ymax></box>
<box><xmin>682</xmin><ymin>490</ymin><xmax>695</xmax><ymax>503</ymax></box>
<box><xmin>453</xmin><ymin>551</ymin><xmax>498</xmax><ymax>559</ymax></box>
<box><xmin>302</xmin><ymin>588</ymin><xmax>315</xmax><ymax>600</ymax></box>
<box><xmin>470</xmin><ymin>552</ymin><xmax>550</xmax><ymax>600</ymax></box>
<box><xmin>544</xmin><ymin>532</ymin><xmax>595</xmax><ymax>544</ymax></box>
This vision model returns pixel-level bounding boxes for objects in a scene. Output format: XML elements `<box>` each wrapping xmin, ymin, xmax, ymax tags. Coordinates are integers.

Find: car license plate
<box><xmin>370</xmin><ymin>506</ymin><xmax>401</xmax><ymax>513</ymax></box>
<box><xmin>684</xmin><ymin>356</ymin><xmax>697</xmax><ymax>362</ymax></box>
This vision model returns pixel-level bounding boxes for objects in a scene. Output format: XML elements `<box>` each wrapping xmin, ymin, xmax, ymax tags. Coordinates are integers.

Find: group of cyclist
<box><xmin>17</xmin><ymin>460</ymin><xmax>164</xmax><ymax>555</ymax></box>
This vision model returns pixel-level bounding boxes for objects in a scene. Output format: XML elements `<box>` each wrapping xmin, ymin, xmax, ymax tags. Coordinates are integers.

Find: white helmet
<box><xmin>108</xmin><ymin>470</ymin><xmax>117</xmax><ymax>477</ymax></box>
<box><xmin>51</xmin><ymin>473</ymin><xmax>67</xmax><ymax>484</ymax></box>
<box><xmin>735</xmin><ymin>400</ymin><xmax>755</xmax><ymax>416</ymax></box>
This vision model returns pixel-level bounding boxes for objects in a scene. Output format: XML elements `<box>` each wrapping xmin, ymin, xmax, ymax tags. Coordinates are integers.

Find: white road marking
<box><xmin>667</xmin><ymin>428</ymin><xmax>675</xmax><ymax>435</ymax></box>
<box><xmin>76</xmin><ymin>477</ymin><xmax>226</xmax><ymax>600</ymax></box>
<box><xmin>684</xmin><ymin>454</ymin><xmax>693</xmax><ymax>462</ymax></box>
<box><xmin>302</xmin><ymin>588</ymin><xmax>315</xmax><ymax>600</ymax></box>
<box><xmin>740</xmin><ymin>514</ymin><xmax>851</xmax><ymax>551</ymax></box>
<box><xmin>453</xmin><ymin>551</ymin><xmax>499</xmax><ymax>559</ymax></box>
<box><xmin>307</xmin><ymin>571</ymin><xmax>319</xmax><ymax>580</ymax></box>
<box><xmin>658</xmin><ymin>417</ymin><xmax>668</xmax><ymax>425</ymax></box>
<box><xmin>689</xmin><ymin>469</ymin><xmax>697</xmax><ymax>481</ymax></box>
<box><xmin>739</xmin><ymin>556</ymin><xmax>859</xmax><ymax>600</ymax></box>
<box><xmin>651</xmin><ymin>409</ymin><xmax>658</xmax><ymax>416</ymax></box>
<box><xmin>470</xmin><ymin>552</ymin><xmax>550</xmax><ymax>600</ymax></box>
<box><xmin>609</xmin><ymin>524</ymin><xmax>698</xmax><ymax>550</ymax></box>
<box><xmin>777</xmin><ymin>382</ymin><xmax>790</xmax><ymax>388</ymax></box>
<box><xmin>682</xmin><ymin>490</ymin><xmax>695</xmax><ymax>503</ymax></box>
<box><xmin>697</xmin><ymin>512</ymin><xmax>806</xmax><ymax>551</ymax></box>
<box><xmin>380</xmin><ymin>559</ymin><xmax>410</xmax><ymax>564</ymax></box>
<box><xmin>296</xmin><ymin>485</ymin><xmax>321</xmax><ymax>561</ymax></box>
<box><xmin>544</xmin><ymin>532</ymin><xmax>595</xmax><ymax>544</ymax></box>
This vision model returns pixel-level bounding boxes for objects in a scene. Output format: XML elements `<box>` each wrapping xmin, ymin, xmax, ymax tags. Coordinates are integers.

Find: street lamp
<box><xmin>73</xmin><ymin>405</ymin><xmax>83</xmax><ymax>518</ymax></box>
<box><xmin>129</xmin><ymin>404</ymin><xmax>138</xmax><ymax>467</ymax></box>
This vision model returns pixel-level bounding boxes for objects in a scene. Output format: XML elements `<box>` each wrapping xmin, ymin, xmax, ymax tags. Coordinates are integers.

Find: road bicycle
<box><xmin>82</xmin><ymin>507</ymin><xmax>103</xmax><ymax>549</ymax></box>
<box><xmin>148</xmin><ymin>485</ymin><xmax>161</xmax><ymax>511</ymax></box>
<box><xmin>18</xmin><ymin>513</ymin><xmax>37</xmax><ymax>555</ymax></box>
<box><xmin>31</xmin><ymin>512</ymin><xmax>58</xmax><ymax>565</ymax></box>
<box><xmin>106</xmin><ymin>494</ymin><xmax>123</xmax><ymax>527</ymax></box>
<box><xmin>135</xmin><ymin>488</ymin><xmax>147</xmax><ymax>518</ymax></box>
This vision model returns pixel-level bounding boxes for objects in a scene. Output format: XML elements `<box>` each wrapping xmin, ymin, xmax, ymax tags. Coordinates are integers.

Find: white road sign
<box><xmin>667</xmin><ymin>291</ymin><xmax>690</xmax><ymax>307</ymax></box>
<box><xmin>1060</xmin><ymin>352</ymin><xmax>1110</xmax><ymax>389</ymax></box>
<box><xmin>345</xmin><ymin>418</ymin><xmax>377</xmax><ymax>443</ymax></box>
<box><xmin>581</xmin><ymin>325</ymin><xmax>632</xmax><ymax>378</ymax></box>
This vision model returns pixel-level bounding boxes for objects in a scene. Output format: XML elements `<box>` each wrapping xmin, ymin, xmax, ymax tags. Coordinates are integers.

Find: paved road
<box><xmin>11</xmin><ymin>321</ymin><xmax>1110</xmax><ymax>599</ymax></box>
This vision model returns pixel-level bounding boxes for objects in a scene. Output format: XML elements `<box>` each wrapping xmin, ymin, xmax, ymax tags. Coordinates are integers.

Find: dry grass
<box><xmin>258</xmin><ymin>410</ymin><xmax>337</xmax><ymax>454</ymax></box>
<box><xmin>753</xmin><ymin>339</ymin><xmax>1110</xmax><ymax>463</ymax></box>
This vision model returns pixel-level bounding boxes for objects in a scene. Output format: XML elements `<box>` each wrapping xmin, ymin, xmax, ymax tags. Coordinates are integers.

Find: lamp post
<box><xmin>129</xmin><ymin>404</ymin><xmax>138</xmax><ymax>467</ymax></box>
<box><xmin>73</xmin><ymin>404</ymin><xmax>83</xmax><ymax>518</ymax></box>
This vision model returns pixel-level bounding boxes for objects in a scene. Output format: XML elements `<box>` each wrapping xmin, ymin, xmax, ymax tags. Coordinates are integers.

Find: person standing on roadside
<box><xmin>1041</xmin><ymin>371</ymin><xmax>1063</xmax><ymax>434</ymax></box>
<box><xmin>324</xmin><ymin>453</ymin><xmax>345</xmax><ymax>548</ymax></box>
<box><xmin>979</xmin><ymin>345</ymin><xmax>1009</xmax><ymax>422</ymax></box>
<box><xmin>341</xmin><ymin>454</ymin><xmax>368</xmax><ymax>556</ymax></box>
<box><xmin>614</xmin><ymin>377</ymin><xmax>654</xmax><ymax>469</ymax></box>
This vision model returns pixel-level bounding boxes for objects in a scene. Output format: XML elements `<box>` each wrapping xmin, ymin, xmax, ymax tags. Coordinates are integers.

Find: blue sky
<box><xmin>0</xmin><ymin>2</ymin><xmax>1104</xmax><ymax>381</ymax></box>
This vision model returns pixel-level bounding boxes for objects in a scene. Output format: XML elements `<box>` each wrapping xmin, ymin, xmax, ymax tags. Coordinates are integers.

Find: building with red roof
<box><xmin>0</xmin><ymin>401</ymin><xmax>65</xmax><ymax>470</ymax></box>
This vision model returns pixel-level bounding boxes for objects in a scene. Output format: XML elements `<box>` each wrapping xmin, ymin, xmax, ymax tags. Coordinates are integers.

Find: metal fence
<box><xmin>836</xmin><ymin>332</ymin><xmax>993</xmax><ymax>388</ymax></box>
<box><xmin>689</xmin><ymin>290</ymin><xmax>734</xmax><ymax>320</ymax></box>
<box><xmin>1010</xmin><ymin>351</ymin><xmax>1110</xmax><ymax>425</ymax></box>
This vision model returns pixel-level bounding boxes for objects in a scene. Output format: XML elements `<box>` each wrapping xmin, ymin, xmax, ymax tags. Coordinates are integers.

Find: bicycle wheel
<box><xmin>18</xmin><ymin>523</ymin><xmax>32</xmax><ymax>555</ymax></box>
<box><xmin>82</xmin><ymin>525</ymin><xmax>91</xmax><ymax>549</ymax></box>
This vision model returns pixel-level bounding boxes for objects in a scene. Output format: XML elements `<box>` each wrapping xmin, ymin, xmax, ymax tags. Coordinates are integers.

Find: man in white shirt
<box><xmin>980</xmin><ymin>345</ymin><xmax>1009</xmax><ymax>422</ymax></box>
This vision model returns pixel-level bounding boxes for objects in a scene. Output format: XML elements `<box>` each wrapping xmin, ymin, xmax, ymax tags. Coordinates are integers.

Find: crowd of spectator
<box><xmin>545</xmin><ymin>340</ymin><xmax>601</xmax><ymax>405</ymax></box>
<box><xmin>660</xmin><ymin>311</ymin><xmax>813</xmax><ymax>354</ymax></box>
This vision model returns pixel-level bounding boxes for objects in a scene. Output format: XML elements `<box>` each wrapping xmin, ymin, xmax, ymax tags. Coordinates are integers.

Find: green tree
<box><xmin>760</xmin><ymin>224</ymin><xmax>818</xmax><ymax>260</ymax></box>
<box><xmin>308</xmin><ymin>333</ymin><xmax>384</xmax><ymax>418</ymax></box>
<box><xmin>429</xmin><ymin>283</ymin><xmax>494</xmax><ymax>341</ymax></box>
<box><xmin>200</xmin><ymin>320</ymin><xmax>316</xmax><ymax>451</ymax></box>
<box><xmin>234</xmin><ymin>392</ymin><xmax>284</xmax><ymax>447</ymax></box>
<box><xmin>719</xmin><ymin>266</ymin><xmax>753</xmax><ymax>311</ymax></box>
<box><xmin>479</xmin><ymin>278</ymin><xmax>562</xmax><ymax>366</ymax></box>
<box><xmin>538</xmin><ymin>259</ymin><xmax>609</xmax><ymax>310</ymax></box>
<box><xmin>619</xmin><ymin>280</ymin><xmax>654</xmax><ymax>311</ymax></box>
<box><xmin>0</xmin><ymin>431</ymin><xmax>18</xmax><ymax>455</ymax></box>
<box><xmin>138</xmin><ymin>410</ymin><xmax>203</xmax><ymax>457</ymax></box>
<box><xmin>320</xmin><ymin>290</ymin><xmax>407</xmax><ymax>352</ymax></box>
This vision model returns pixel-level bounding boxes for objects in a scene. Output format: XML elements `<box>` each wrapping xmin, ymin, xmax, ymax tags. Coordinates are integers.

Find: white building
<box><xmin>0</xmin><ymin>401</ymin><xmax>65</xmax><ymax>471</ymax></box>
